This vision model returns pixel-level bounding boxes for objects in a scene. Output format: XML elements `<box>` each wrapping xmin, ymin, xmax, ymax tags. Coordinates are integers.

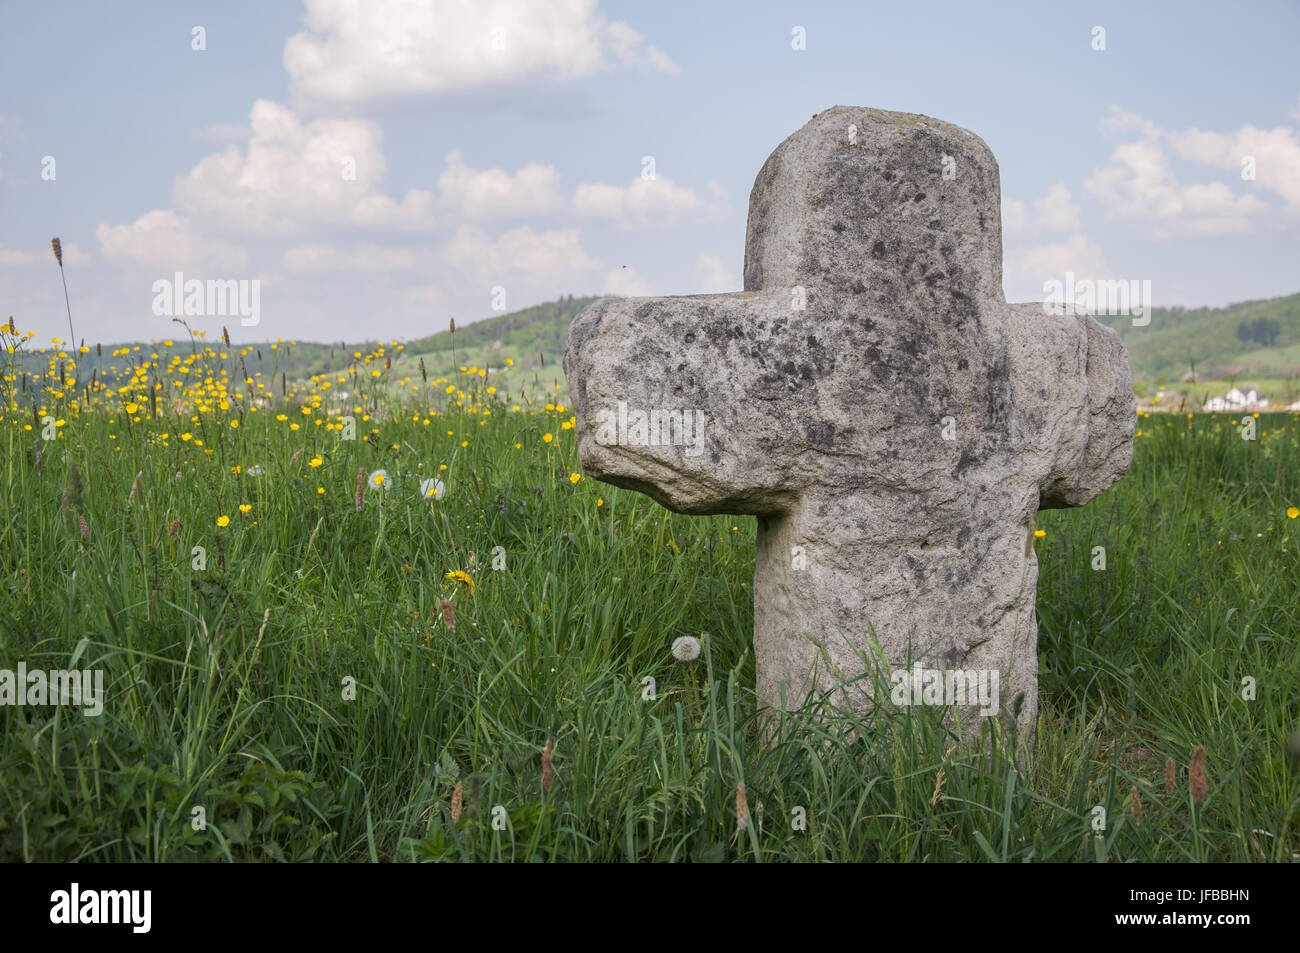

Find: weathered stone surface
<box><xmin>563</xmin><ymin>106</ymin><xmax>1134</xmax><ymax>746</ymax></box>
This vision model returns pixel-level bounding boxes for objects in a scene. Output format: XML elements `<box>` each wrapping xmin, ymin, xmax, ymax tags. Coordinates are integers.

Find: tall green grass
<box><xmin>1</xmin><ymin>371</ymin><xmax>1297</xmax><ymax>861</ymax></box>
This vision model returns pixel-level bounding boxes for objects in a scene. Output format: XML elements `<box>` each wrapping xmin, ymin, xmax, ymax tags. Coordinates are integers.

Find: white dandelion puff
<box><xmin>671</xmin><ymin>635</ymin><xmax>702</xmax><ymax>662</ymax></box>
<box><xmin>420</xmin><ymin>477</ymin><xmax>446</xmax><ymax>500</ymax></box>
<box><xmin>368</xmin><ymin>469</ymin><xmax>390</xmax><ymax>490</ymax></box>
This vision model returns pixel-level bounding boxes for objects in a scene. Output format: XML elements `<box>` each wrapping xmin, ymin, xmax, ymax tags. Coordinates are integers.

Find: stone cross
<box><xmin>564</xmin><ymin>106</ymin><xmax>1134</xmax><ymax>746</ymax></box>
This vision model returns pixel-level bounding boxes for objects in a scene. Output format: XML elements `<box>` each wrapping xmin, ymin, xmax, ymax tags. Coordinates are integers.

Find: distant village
<box><xmin>1138</xmin><ymin>385</ymin><xmax>1300</xmax><ymax>413</ymax></box>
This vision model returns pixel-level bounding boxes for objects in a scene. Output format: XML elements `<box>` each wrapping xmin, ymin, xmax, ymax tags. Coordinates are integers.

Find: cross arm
<box><xmin>564</xmin><ymin>292</ymin><xmax>804</xmax><ymax>516</ymax></box>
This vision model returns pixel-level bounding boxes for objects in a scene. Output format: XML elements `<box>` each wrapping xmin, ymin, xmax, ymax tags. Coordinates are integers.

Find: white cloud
<box><xmin>694</xmin><ymin>253</ymin><xmax>736</xmax><ymax>293</ymax></box>
<box><xmin>573</xmin><ymin>176</ymin><xmax>711</xmax><ymax>229</ymax></box>
<box><xmin>441</xmin><ymin>224</ymin><xmax>599</xmax><ymax>287</ymax></box>
<box><xmin>0</xmin><ymin>244</ymin><xmax>39</xmax><ymax>268</ymax></box>
<box><xmin>173</xmin><ymin>99</ymin><xmax>435</xmax><ymax>236</ymax></box>
<box><xmin>1099</xmin><ymin>105</ymin><xmax>1160</xmax><ymax>139</ymax></box>
<box><xmin>1085</xmin><ymin>115</ymin><xmax>1268</xmax><ymax>239</ymax></box>
<box><xmin>283</xmin><ymin>0</ymin><xmax>678</xmax><ymax>108</ymax></box>
<box><xmin>1001</xmin><ymin>198</ymin><xmax>1029</xmax><ymax>237</ymax></box>
<box><xmin>0</xmin><ymin>241</ymin><xmax>90</xmax><ymax>268</ymax></box>
<box><xmin>437</xmin><ymin>151</ymin><xmax>561</xmax><ymax>220</ymax></box>
<box><xmin>1167</xmin><ymin>124</ymin><xmax>1300</xmax><ymax>213</ymax></box>
<box><xmin>96</xmin><ymin>210</ymin><xmax>248</xmax><ymax>272</ymax></box>
<box><xmin>1001</xmin><ymin>184</ymin><xmax>1078</xmax><ymax>236</ymax></box>
<box><xmin>1003</xmin><ymin>233</ymin><xmax>1112</xmax><ymax>303</ymax></box>
<box><xmin>602</xmin><ymin>265</ymin><xmax>653</xmax><ymax>297</ymax></box>
<box><xmin>1034</xmin><ymin>183</ymin><xmax>1081</xmax><ymax>232</ymax></box>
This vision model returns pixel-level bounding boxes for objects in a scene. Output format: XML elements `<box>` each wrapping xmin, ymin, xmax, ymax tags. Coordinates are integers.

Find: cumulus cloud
<box><xmin>96</xmin><ymin>210</ymin><xmax>249</xmax><ymax>272</ymax></box>
<box><xmin>437</xmin><ymin>151</ymin><xmax>562</xmax><ymax>220</ymax></box>
<box><xmin>284</xmin><ymin>0</ymin><xmax>678</xmax><ymax>108</ymax></box>
<box><xmin>441</xmin><ymin>224</ymin><xmax>600</xmax><ymax>289</ymax></box>
<box><xmin>0</xmin><ymin>241</ymin><xmax>90</xmax><ymax>268</ymax></box>
<box><xmin>694</xmin><ymin>253</ymin><xmax>736</xmax><ymax>293</ymax></box>
<box><xmin>173</xmin><ymin>99</ymin><xmax>435</xmax><ymax>236</ymax></box>
<box><xmin>573</xmin><ymin>176</ymin><xmax>711</xmax><ymax>229</ymax></box>
<box><xmin>1033</xmin><ymin>183</ymin><xmax>1081</xmax><ymax>232</ymax></box>
<box><xmin>1000</xmin><ymin>198</ymin><xmax>1029</xmax><ymax>237</ymax></box>
<box><xmin>1084</xmin><ymin>107</ymin><xmax>1271</xmax><ymax>239</ymax></box>
<box><xmin>602</xmin><ymin>265</ymin><xmax>653</xmax><ymax>297</ymax></box>
<box><xmin>1001</xmin><ymin>183</ymin><xmax>1079</xmax><ymax>236</ymax></box>
<box><xmin>1167</xmin><ymin>124</ymin><xmax>1300</xmax><ymax>213</ymax></box>
<box><xmin>1003</xmin><ymin>233</ymin><xmax>1112</xmax><ymax>303</ymax></box>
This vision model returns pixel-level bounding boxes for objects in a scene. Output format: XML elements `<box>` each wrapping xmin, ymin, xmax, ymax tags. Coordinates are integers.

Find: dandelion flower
<box><xmin>1288</xmin><ymin>507</ymin><xmax>1299</xmax><ymax>519</ymax></box>
<box><xmin>369</xmin><ymin>469</ymin><xmax>390</xmax><ymax>490</ymax></box>
<box><xmin>445</xmin><ymin>570</ymin><xmax>474</xmax><ymax>593</ymax></box>
<box><xmin>217</xmin><ymin>515</ymin><xmax>230</xmax><ymax>528</ymax></box>
<box><xmin>671</xmin><ymin>635</ymin><xmax>702</xmax><ymax>662</ymax></box>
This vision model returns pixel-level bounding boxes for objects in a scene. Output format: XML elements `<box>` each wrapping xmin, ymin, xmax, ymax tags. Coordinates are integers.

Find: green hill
<box><xmin>15</xmin><ymin>290</ymin><xmax>1300</xmax><ymax>407</ymax></box>
<box><xmin>1094</xmin><ymin>292</ymin><xmax>1300</xmax><ymax>396</ymax></box>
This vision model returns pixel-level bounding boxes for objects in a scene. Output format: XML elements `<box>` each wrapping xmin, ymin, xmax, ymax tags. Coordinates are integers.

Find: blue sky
<box><xmin>2</xmin><ymin>0</ymin><xmax>1297</xmax><ymax>344</ymax></box>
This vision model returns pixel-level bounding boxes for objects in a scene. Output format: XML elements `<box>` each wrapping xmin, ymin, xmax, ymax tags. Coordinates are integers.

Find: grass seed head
<box><xmin>1190</xmin><ymin>745</ymin><xmax>1208</xmax><ymax>804</ymax></box>
<box><xmin>541</xmin><ymin>738</ymin><xmax>553</xmax><ymax>793</ymax></box>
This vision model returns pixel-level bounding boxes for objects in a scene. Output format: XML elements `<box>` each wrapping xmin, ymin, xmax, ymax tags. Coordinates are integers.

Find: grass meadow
<box><xmin>1</xmin><ymin>324</ymin><xmax>1298</xmax><ymax>862</ymax></box>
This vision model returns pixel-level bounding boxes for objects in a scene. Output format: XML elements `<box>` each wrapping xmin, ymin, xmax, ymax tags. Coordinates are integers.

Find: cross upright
<box><xmin>564</xmin><ymin>106</ymin><xmax>1134</xmax><ymax>744</ymax></box>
